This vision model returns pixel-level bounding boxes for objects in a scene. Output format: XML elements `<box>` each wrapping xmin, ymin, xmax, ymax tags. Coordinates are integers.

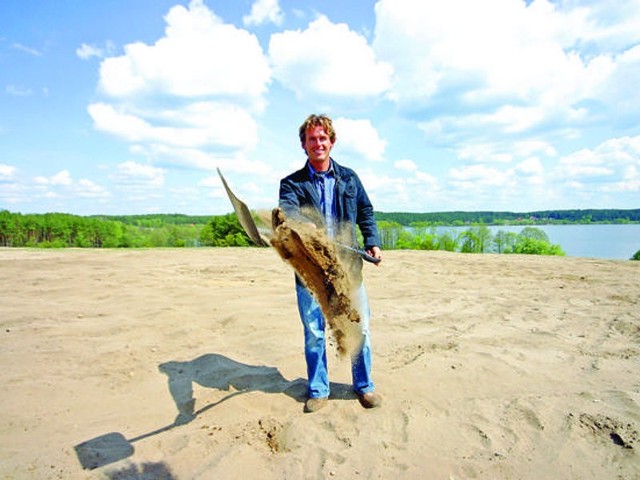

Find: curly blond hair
<box><xmin>298</xmin><ymin>114</ymin><xmax>336</xmax><ymax>144</ymax></box>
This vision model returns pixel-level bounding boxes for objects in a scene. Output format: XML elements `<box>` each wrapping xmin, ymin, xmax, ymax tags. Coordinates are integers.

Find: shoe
<box><xmin>304</xmin><ymin>397</ymin><xmax>328</xmax><ymax>413</ymax></box>
<box><xmin>358</xmin><ymin>392</ymin><xmax>382</xmax><ymax>409</ymax></box>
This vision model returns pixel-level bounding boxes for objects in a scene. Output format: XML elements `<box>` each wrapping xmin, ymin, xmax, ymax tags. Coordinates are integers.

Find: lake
<box><xmin>427</xmin><ymin>224</ymin><xmax>640</xmax><ymax>260</ymax></box>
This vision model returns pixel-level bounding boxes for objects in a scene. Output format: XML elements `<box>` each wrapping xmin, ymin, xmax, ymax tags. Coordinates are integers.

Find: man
<box><xmin>278</xmin><ymin>114</ymin><xmax>383</xmax><ymax>413</ymax></box>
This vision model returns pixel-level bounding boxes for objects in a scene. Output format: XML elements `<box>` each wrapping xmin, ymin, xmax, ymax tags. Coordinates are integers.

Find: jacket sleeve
<box><xmin>278</xmin><ymin>175</ymin><xmax>316</xmax><ymax>224</ymax></box>
<box><xmin>354</xmin><ymin>175</ymin><xmax>381</xmax><ymax>249</ymax></box>
<box><xmin>278</xmin><ymin>176</ymin><xmax>300</xmax><ymax>217</ymax></box>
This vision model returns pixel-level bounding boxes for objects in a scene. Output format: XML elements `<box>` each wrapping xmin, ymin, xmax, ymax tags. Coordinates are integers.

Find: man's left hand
<box><xmin>367</xmin><ymin>246</ymin><xmax>383</xmax><ymax>265</ymax></box>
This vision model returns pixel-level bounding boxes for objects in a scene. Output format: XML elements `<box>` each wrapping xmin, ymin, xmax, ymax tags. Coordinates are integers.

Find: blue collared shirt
<box><xmin>307</xmin><ymin>160</ymin><xmax>336</xmax><ymax>239</ymax></box>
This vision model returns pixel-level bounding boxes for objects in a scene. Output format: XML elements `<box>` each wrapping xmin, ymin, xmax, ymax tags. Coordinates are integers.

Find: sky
<box><xmin>1</xmin><ymin>0</ymin><xmax>639</xmax><ymax>216</ymax></box>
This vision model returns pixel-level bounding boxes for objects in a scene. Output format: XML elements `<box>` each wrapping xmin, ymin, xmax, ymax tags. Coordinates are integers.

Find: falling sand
<box><xmin>270</xmin><ymin>207</ymin><xmax>363</xmax><ymax>357</ymax></box>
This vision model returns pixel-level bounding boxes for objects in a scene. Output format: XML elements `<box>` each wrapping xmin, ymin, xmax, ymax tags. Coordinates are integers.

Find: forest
<box><xmin>374</xmin><ymin>208</ymin><xmax>640</xmax><ymax>225</ymax></box>
<box><xmin>376</xmin><ymin>222</ymin><xmax>564</xmax><ymax>255</ymax></box>
<box><xmin>2</xmin><ymin>208</ymin><xmax>640</xmax><ymax>257</ymax></box>
<box><xmin>0</xmin><ymin>210</ymin><xmax>245</xmax><ymax>248</ymax></box>
<box><xmin>0</xmin><ymin>209</ymin><xmax>571</xmax><ymax>256</ymax></box>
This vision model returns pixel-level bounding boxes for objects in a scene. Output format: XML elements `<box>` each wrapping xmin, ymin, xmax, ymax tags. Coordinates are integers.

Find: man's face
<box><xmin>302</xmin><ymin>125</ymin><xmax>334</xmax><ymax>168</ymax></box>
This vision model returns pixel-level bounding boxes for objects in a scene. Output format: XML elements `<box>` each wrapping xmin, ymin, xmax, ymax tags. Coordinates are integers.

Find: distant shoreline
<box><xmin>1</xmin><ymin>209</ymin><xmax>639</xmax><ymax>255</ymax></box>
<box><xmin>374</xmin><ymin>208</ymin><xmax>640</xmax><ymax>226</ymax></box>
<box><xmin>3</xmin><ymin>207</ymin><xmax>640</xmax><ymax>226</ymax></box>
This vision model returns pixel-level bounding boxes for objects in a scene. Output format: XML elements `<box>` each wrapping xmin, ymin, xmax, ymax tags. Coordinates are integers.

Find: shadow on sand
<box><xmin>74</xmin><ymin>353</ymin><xmax>318</xmax><ymax>472</ymax></box>
<box><xmin>101</xmin><ymin>461</ymin><xmax>178</xmax><ymax>480</ymax></box>
<box><xmin>158</xmin><ymin>353</ymin><xmax>307</xmax><ymax>425</ymax></box>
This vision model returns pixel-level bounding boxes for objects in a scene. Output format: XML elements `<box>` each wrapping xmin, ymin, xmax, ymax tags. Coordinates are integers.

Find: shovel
<box><xmin>217</xmin><ymin>168</ymin><xmax>380</xmax><ymax>264</ymax></box>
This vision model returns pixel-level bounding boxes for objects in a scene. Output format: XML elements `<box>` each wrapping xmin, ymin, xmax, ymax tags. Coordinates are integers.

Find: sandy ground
<box><xmin>0</xmin><ymin>247</ymin><xmax>639</xmax><ymax>480</ymax></box>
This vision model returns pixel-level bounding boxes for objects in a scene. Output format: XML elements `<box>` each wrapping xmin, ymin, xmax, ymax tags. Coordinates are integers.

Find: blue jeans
<box><xmin>295</xmin><ymin>279</ymin><xmax>375</xmax><ymax>399</ymax></box>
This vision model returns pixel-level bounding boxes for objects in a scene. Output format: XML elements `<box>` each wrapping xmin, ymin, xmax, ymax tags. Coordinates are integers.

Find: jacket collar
<box><xmin>306</xmin><ymin>158</ymin><xmax>335</xmax><ymax>178</ymax></box>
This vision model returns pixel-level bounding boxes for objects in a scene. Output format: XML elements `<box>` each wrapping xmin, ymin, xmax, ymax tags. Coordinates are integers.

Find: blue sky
<box><xmin>1</xmin><ymin>0</ymin><xmax>639</xmax><ymax>216</ymax></box>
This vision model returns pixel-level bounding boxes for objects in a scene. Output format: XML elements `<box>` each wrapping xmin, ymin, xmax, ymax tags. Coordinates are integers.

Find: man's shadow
<box><xmin>75</xmin><ymin>353</ymin><xmax>355</xmax><ymax>471</ymax></box>
<box><xmin>158</xmin><ymin>353</ymin><xmax>358</xmax><ymax>423</ymax></box>
<box><xmin>158</xmin><ymin>353</ymin><xmax>307</xmax><ymax>424</ymax></box>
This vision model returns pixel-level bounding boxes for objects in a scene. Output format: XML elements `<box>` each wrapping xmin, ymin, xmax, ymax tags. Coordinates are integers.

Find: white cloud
<box><xmin>135</xmin><ymin>144</ymin><xmax>219</xmax><ymax>171</ymax></box>
<box><xmin>515</xmin><ymin>157</ymin><xmax>545</xmax><ymax>185</ymax></box>
<box><xmin>0</xmin><ymin>164</ymin><xmax>17</xmax><ymax>180</ymax></box>
<box><xmin>449</xmin><ymin>164</ymin><xmax>514</xmax><ymax>188</ymax></box>
<box><xmin>457</xmin><ymin>143</ymin><xmax>514</xmax><ymax>164</ymax></box>
<box><xmin>29</xmin><ymin>170</ymin><xmax>110</xmax><ymax>203</ymax></box>
<box><xmin>110</xmin><ymin>161</ymin><xmax>165</xmax><ymax>188</ymax></box>
<box><xmin>88</xmin><ymin>102</ymin><xmax>258</xmax><ymax>151</ymax></box>
<box><xmin>415</xmin><ymin>170</ymin><xmax>438</xmax><ymax>186</ymax></box>
<box><xmin>486</xmin><ymin>105</ymin><xmax>550</xmax><ymax>134</ymax></box>
<box><xmin>98</xmin><ymin>0</ymin><xmax>270</xmax><ymax>105</ymax></box>
<box><xmin>372</xmin><ymin>0</ymin><xmax>639</xmax><ymax>137</ymax></box>
<box><xmin>431</xmin><ymin>133</ymin><xmax>640</xmax><ymax>209</ymax></box>
<box><xmin>118</xmin><ymin>161</ymin><xmax>164</xmax><ymax>180</ymax></box>
<box><xmin>89</xmin><ymin>0</ymin><xmax>267</xmax><ymax>176</ymax></box>
<box><xmin>12</xmin><ymin>43</ymin><xmax>41</xmax><ymax>56</ymax></box>
<box><xmin>358</xmin><ymin>169</ymin><xmax>403</xmax><ymax>197</ymax></box>
<box><xmin>333</xmin><ymin>117</ymin><xmax>386</xmax><ymax>162</ymax></box>
<box><xmin>243</xmin><ymin>0</ymin><xmax>284</xmax><ymax>26</ymax></box>
<box><xmin>375</xmin><ymin>0</ymin><xmax>587</xmax><ymax>103</ymax></box>
<box><xmin>594</xmin><ymin>45</ymin><xmax>640</xmax><ymax>124</ymax></box>
<box><xmin>76</xmin><ymin>42</ymin><xmax>115</xmax><ymax>60</ymax></box>
<box><xmin>456</xmin><ymin>139</ymin><xmax>558</xmax><ymax>165</ymax></box>
<box><xmin>269</xmin><ymin>15</ymin><xmax>392</xmax><ymax>98</ymax></box>
<box><xmin>394</xmin><ymin>159</ymin><xmax>418</xmax><ymax>172</ymax></box>
<box><xmin>199</xmin><ymin>175</ymin><xmax>223</xmax><ymax>189</ymax></box>
<box><xmin>556</xmin><ymin>135</ymin><xmax>640</xmax><ymax>188</ymax></box>
<box><xmin>77</xmin><ymin>43</ymin><xmax>103</xmax><ymax>59</ymax></box>
<box><xmin>88</xmin><ymin>104</ymin><xmax>148</xmax><ymax>142</ymax></box>
<box><xmin>6</xmin><ymin>85</ymin><xmax>33</xmax><ymax>97</ymax></box>
<box><xmin>50</xmin><ymin>170</ymin><xmax>73</xmax><ymax>186</ymax></box>
<box><xmin>516</xmin><ymin>157</ymin><xmax>544</xmax><ymax>176</ymax></box>
<box><xmin>76</xmin><ymin>179</ymin><xmax>111</xmax><ymax>198</ymax></box>
<box><xmin>0</xmin><ymin>182</ymin><xmax>25</xmax><ymax>205</ymax></box>
<box><xmin>34</xmin><ymin>170</ymin><xmax>73</xmax><ymax>186</ymax></box>
<box><xmin>358</xmin><ymin>168</ymin><xmax>442</xmax><ymax>212</ymax></box>
<box><xmin>569</xmin><ymin>0</ymin><xmax>640</xmax><ymax>50</ymax></box>
<box><xmin>512</xmin><ymin>140</ymin><xmax>558</xmax><ymax>159</ymax></box>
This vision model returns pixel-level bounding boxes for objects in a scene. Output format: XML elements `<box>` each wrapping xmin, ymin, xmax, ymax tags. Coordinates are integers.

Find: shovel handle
<box><xmin>337</xmin><ymin>244</ymin><xmax>381</xmax><ymax>264</ymax></box>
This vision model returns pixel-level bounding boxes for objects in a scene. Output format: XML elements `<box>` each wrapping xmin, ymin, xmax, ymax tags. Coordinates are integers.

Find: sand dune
<box><xmin>0</xmin><ymin>248</ymin><xmax>638</xmax><ymax>479</ymax></box>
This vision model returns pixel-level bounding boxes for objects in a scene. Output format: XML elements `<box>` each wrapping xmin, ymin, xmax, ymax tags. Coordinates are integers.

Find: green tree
<box><xmin>512</xmin><ymin>238</ymin><xmax>564</xmax><ymax>255</ymax></box>
<box><xmin>493</xmin><ymin>230</ymin><xmax>518</xmax><ymax>253</ymax></box>
<box><xmin>459</xmin><ymin>226</ymin><xmax>492</xmax><ymax>253</ymax></box>
<box><xmin>459</xmin><ymin>229</ymin><xmax>480</xmax><ymax>253</ymax></box>
<box><xmin>393</xmin><ymin>229</ymin><xmax>417</xmax><ymax>249</ymax></box>
<box><xmin>437</xmin><ymin>231</ymin><xmax>458</xmax><ymax>251</ymax></box>
<box><xmin>376</xmin><ymin>221</ymin><xmax>403</xmax><ymax>250</ymax></box>
<box><xmin>518</xmin><ymin>226</ymin><xmax>550</xmax><ymax>242</ymax></box>
<box><xmin>512</xmin><ymin>227</ymin><xmax>565</xmax><ymax>256</ymax></box>
<box><xmin>411</xmin><ymin>231</ymin><xmax>439</xmax><ymax>250</ymax></box>
<box><xmin>475</xmin><ymin>225</ymin><xmax>492</xmax><ymax>253</ymax></box>
<box><xmin>200</xmin><ymin>214</ymin><xmax>250</xmax><ymax>247</ymax></box>
<box><xmin>0</xmin><ymin>210</ymin><xmax>17</xmax><ymax>246</ymax></box>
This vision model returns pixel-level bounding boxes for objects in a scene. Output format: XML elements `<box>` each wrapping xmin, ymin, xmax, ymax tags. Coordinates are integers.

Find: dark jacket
<box><xmin>278</xmin><ymin>159</ymin><xmax>381</xmax><ymax>250</ymax></box>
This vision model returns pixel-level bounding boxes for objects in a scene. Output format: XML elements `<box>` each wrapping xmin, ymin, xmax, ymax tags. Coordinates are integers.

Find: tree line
<box><xmin>0</xmin><ymin>210</ymin><xmax>250</xmax><ymax>248</ymax></box>
<box><xmin>374</xmin><ymin>208</ymin><xmax>640</xmax><ymax>225</ymax></box>
<box><xmin>2</xmin><ymin>209</ymin><xmax>638</xmax><ymax>259</ymax></box>
<box><xmin>0</xmin><ymin>209</ymin><xmax>564</xmax><ymax>256</ymax></box>
<box><xmin>377</xmin><ymin>222</ymin><xmax>565</xmax><ymax>255</ymax></box>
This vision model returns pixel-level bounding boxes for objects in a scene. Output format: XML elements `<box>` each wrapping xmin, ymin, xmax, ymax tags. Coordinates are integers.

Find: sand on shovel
<box><xmin>270</xmin><ymin>207</ymin><xmax>363</xmax><ymax>357</ymax></box>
